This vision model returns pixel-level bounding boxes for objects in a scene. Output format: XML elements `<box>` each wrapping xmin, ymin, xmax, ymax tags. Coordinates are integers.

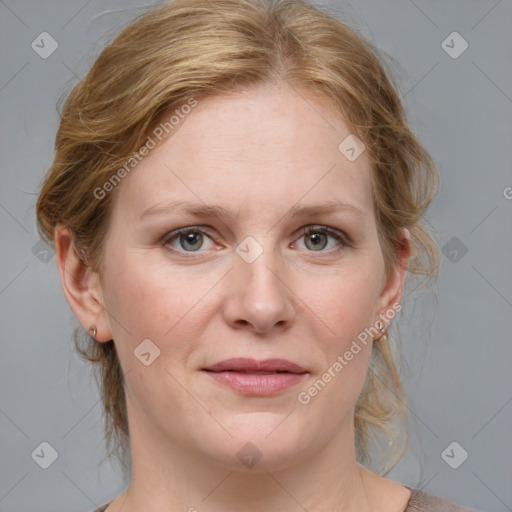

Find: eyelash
<box><xmin>161</xmin><ymin>225</ymin><xmax>349</xmax><ymax>257</ymax></box>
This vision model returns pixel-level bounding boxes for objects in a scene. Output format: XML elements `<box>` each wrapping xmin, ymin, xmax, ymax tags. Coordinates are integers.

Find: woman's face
<box><xmin>95</xmin><ymin>83</ymin><xmax>405</xmax><ymax>471</ymax></box>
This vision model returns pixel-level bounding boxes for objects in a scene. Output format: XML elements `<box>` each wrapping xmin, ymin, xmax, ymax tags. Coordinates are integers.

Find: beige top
<box><xmin>92</xmin><ymin>487</ymin><xmax>483</xmax><ymax>511</ymax></box>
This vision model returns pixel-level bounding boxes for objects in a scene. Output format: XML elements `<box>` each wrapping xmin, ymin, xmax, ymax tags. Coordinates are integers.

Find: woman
<box><xmin>36</xmin><ymin>0</ymin><xmax>481</xmax><ymax>510</ymax></box>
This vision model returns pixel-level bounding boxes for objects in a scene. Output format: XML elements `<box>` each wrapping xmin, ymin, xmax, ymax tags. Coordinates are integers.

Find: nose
<box><xmin>222</xmin><ymin>247</ymin><xmax>296</xmax><ymax>335</ymax></box>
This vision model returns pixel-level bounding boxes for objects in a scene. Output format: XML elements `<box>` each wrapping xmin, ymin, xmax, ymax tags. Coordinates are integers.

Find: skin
<box><xmin>55</xmin><ymin>81</ymin><xmax>411</xmax><ymax>512</ymax></box>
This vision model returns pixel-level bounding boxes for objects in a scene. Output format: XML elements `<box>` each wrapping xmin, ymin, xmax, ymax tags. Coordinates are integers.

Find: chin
<box><xmin>197</xmin><ymin>415</ymin><xmax>312</xmax><ymax>473</ymax></box>
<box><xmin>210</xmin><ymin>443</ymin><xmax>308</xmax><ymax>474</ymax></box>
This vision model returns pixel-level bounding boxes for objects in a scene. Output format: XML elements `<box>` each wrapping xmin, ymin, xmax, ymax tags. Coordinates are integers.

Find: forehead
<box><xmin>114</xmin><ymin>83</ymin><xmax>374</xmax><ymax>221</ymax></box>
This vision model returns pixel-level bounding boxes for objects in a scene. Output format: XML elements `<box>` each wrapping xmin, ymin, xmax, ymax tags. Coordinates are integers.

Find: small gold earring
<box><xmin>88</xmin><ymin>325</ymin><xmax>97</xmax><ymax>339</ymax></box>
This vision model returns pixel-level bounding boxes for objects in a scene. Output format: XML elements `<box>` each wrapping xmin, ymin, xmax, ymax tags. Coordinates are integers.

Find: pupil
<box><xmin>307</xmin><ymin>232</ymin><xmax>326</xmax><ymax>250</ymax></box>
<box><xmin>182</xmin><ymin>232</ymin><xmax>202</xmax><ymax>251</ymax></box>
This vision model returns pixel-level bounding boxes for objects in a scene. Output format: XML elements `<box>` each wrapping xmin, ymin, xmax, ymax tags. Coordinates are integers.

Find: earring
<box><xmin>88</xmin><ymin>325</ymin><xmax>97</xmax><ymax>339</ymax></box>
<box><xmin>379</xmin><ymin>329</ymin><xmax>389</xmax><ymax>342</ymax></box>
<box><xmin>376</xmin><ymin>319</ymin><xmax>387</xmax><ymax>334</ymax></box>
<box><xmin>375</xmin><ymin>319</ymin><xmax>388</xmax><ymax>341</ymax></box>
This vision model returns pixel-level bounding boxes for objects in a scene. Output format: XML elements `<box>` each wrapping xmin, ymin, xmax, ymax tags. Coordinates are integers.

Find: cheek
<box><xmin>296</xmin><ymin>260</ymin><xmax>382</xmax><ymax>398</ymax></box>
<box><xmin>100</xmin><ymin>249</ymin><xmax>219</xmax><ymax>364</ymax></box>
<box><xmin>296</xmin><ymin>277</ymin><xmax>377</xmax><ymax>427</ymax></box>
<box><xmin>303</xmin><ymin>262</ymin><xmax>383</xmax><ymax>343</ymax></box>
<box><xmin>100</xmin><ymin>257</ymin><xmax>208</xmax><ymax>416</ymax></box>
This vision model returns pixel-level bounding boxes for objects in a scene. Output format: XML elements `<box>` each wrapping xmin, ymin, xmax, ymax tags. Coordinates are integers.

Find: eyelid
<box><xmin>161</xmin><ymin>225</ymin><xmax>218</xmax><ymax>247</ymax></box>
<box><xmin>297</xmin><ymin>225</ymin><xmax>348</xmax><ymax>241</ymax></box>
<box><xmin>162</xmin><ymin>224</ymin><xmax>349</xmax><ymax>256</ymax></box>
<box><xmin>294</xmin><ymin>225</ymin><xmax>349</xmax><ymax>251</ymax></box>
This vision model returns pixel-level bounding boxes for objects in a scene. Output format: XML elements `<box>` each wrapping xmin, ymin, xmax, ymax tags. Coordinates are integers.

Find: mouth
<box><xmin>202</xmin><ymin>357</ymin><xmax>307</xmax><ymax>373</ymax></box>
<box><xmin>207</xmin><ymin>370</ymin><xmax>290</xmax><ymax>374</ymax></box>
<box><xmin>201</xmin><ymin>358</ymin><xmax>308</xmax><ymax>396</ymax></box>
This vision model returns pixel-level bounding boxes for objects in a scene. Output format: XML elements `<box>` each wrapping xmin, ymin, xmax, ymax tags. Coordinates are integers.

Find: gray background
<box><xmin>1</xmin><ymin>0</ymin><xmax>511</xmax><ymax>511</ymax></box>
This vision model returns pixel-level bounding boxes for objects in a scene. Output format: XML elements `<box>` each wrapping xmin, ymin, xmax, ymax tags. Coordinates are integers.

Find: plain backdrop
<box><xmin>0</xmin><ymin>1</ymin><xmax>511</xmax><ymax>511</ymax></box>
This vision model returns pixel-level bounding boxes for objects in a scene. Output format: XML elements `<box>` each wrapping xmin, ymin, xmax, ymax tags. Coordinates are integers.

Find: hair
<box><xmin>36</xmin><ymin>0</ymin><xmax>439</xmax><ymax>475</ymax></box>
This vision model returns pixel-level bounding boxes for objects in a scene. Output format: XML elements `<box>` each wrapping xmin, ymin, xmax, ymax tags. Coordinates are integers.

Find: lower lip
<box><xmin>202</xmin><ymin>371</ymin><xmax>307</xmax><ymax>396</ymax></box>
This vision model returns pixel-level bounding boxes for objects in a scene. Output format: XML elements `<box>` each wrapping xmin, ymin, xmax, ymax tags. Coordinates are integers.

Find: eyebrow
<box><xmin>138</xmin><ymin>199</ymin><xmax>365</xmax><ymax>221</ymax></box>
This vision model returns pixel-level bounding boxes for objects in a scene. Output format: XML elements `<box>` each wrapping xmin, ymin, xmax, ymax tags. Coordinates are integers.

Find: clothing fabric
<box><xmin>92</xmin><ymin>486</ymin><xmax>483</xmax><ymax>511</ymax></box>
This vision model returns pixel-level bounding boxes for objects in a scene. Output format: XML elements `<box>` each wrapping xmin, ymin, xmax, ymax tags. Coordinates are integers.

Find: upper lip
<box><xmin>202</xmin><ymin>358</ymin><xmax>307</xmax><ymax>373</ymax></box>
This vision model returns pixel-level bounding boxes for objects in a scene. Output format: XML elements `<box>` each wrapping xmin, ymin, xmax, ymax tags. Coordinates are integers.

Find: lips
<box><xmin>202</xmin><ymin>358</ymin><xmax>307</xmax><ymax>374</ymax></box>
<box><xmin>201</xmin><ymin>358</ymin><xmax>308</xmax><ymax>396</ymax></box>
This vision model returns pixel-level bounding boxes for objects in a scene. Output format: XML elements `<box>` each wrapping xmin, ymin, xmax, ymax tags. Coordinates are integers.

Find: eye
<box><xmin>163</xmin><ymin>227</ymin><xmax>216</xmax><ymax>253</ymax></box>
<box><xmin>294</xmin><ymin>226</ymin><xmax>347</xmax><ymax>253</ymax></box>
<box><xmin>162</xmin><ymin>225</ymin><xmax>349</xmax><ymax>256</ymax></box>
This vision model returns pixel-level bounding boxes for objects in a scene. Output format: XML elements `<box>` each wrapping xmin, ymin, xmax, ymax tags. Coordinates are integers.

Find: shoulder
<box><xmin>405</xmin><ymin>487</ymin><xmax>484</xmax><ymax>512</ymax></box>
<box><xmin>91</xmin><ymin>505</ymin><xmax>110</xmax><ymax>512</ymax></box>
<box><xmin>92</xmin><ymin>488</ymin><xmax>484</xmax><ymax>512</ymax></box>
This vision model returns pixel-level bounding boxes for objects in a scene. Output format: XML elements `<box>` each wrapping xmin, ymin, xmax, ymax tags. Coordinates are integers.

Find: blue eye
<box><xmin>162</xmin><ymin>225</ymin><xmax>348</xmax><ymax>256</ymax></box>
<box><xmin>163</xmin><ymin>227</ymin><xmax>216</xmax><ymax>252</ymax></box>
<box><xmin>296</xmin><ymin>226</ymin><xmax>347</xmax><ymax>252</ymax></box>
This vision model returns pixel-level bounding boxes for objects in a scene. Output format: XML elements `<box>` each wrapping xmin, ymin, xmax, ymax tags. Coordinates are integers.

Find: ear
<box><xmin>54</xmin><ymin>224</ymin><xmax>112</xmax><ymax>342</ymax></box>
<box><xmin>374</xmin><ymin>228</ymin><xmax>410</xmax><ymax>335</ymax></box>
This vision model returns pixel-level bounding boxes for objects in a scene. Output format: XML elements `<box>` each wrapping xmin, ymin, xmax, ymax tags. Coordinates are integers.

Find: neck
<box><xmin>108</xmin><ymin>405</ymin><xmax>381</xmax><ymax>512</ymax></box>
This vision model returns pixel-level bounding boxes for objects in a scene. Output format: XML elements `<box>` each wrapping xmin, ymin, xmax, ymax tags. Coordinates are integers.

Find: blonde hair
<box><xmin>36</xmin><ymin>0</ymin><xmax>439</xmax><ymax>475</ymax></box>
